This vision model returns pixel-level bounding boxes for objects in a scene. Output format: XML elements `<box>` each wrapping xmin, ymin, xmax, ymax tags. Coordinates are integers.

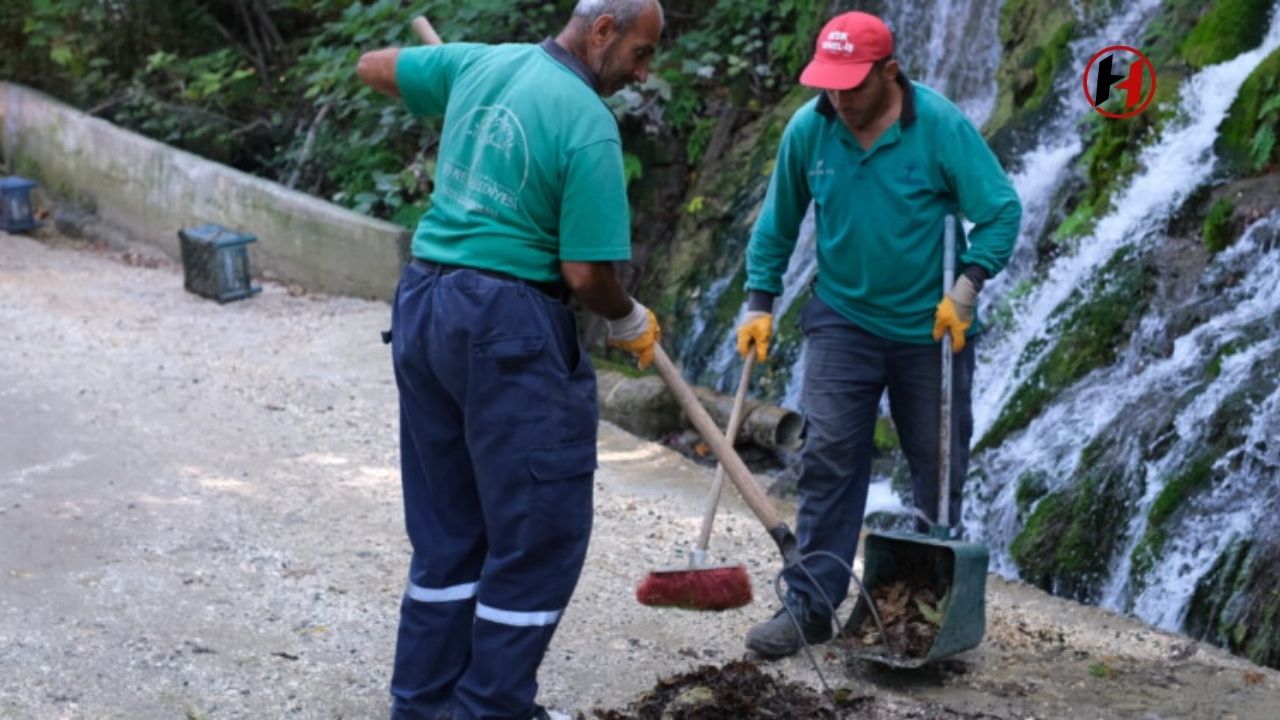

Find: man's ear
<box><xmin>884</xmin><ymin>58</ymin><xmax>900</xmax><ymax>81</ymax></box>
<box><xmin>589</xmin><ymin>14</ymin><xmax>617</xmax><ymax>49</ymax></box>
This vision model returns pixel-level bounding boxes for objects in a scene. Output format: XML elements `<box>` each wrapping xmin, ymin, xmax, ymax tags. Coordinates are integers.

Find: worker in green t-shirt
<box><xmin>735</xmin><ymin>11</ymin><xmax>1022</xmax><ymax>659</ymax></box>
<box><xmin>356</xmin><ymin>2</ymin><xmax>663</xmax><ymax>717</ymax></box>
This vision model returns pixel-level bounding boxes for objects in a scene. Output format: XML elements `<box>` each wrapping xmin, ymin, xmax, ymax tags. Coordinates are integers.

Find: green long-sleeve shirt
<box><xmin>746</xmin><ymin>76</ymin><xmax>1022</xmax><ymax>344</ymax></box>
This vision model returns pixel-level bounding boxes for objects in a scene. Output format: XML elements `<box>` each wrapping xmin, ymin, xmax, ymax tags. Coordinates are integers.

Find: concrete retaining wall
<box><xmin>0</xmin><ymin>82</ymin><xmax>410</xmax><ymax>300</ymax></box>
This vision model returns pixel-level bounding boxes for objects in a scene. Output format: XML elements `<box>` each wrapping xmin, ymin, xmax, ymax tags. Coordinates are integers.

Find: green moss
<box><xmin>1129</xmin><ymin>454</ymin><xmax>1217</xmax><ymax>588</ymax></box>
<box><xmin>1010</xmin><ymin>490</ymin><xmax>1070</xmax><ymax>588</ymax></box>
<box><xmin>1053</xmin><ymin>202</ymin><xmax>1097</xmax><ymax>243</ymax></box>
<box><xmin>1187</xmin><ymin>540</ymin><xmax>1280</xmax><ymax>670</ymax></box>
<box><xmin>1146</xmin><ymin>455</ymin><xmax>1212</xmax><ymax>533</ymax></box>
<box><xmin>977</xmin><ymin>248</ymin><xmax>1153</xmax><ymax>451</ymax></box>
<box><xmin>1207</xmin><ymin>338</ymin><xmax>1248</xmax><ymax>380</ymax></box>
<box><xmin>642</xmin><ymin>84</ymin><xmax>813</xmax><ymax>327</ymax></box>
<box><xmin>1011</xmin><ymin>465</ymin><xmax>1133</xmax><ymax>602</ymax></box>
<box><xmin>1180</xmin><ymin>0</ymin><xmax>1274</xmax><ymax>69</ymax></box>
<box><xmin>1202</xmin><ymin>198</ymin><xmax>1236</xmax><ymax>252</ymax></box>
<box><xmin>1015</xmin><ymin>470</ymin><xmax>1049</xmax><ymax>517</ymax></box>
<box><xmin>1217</xmin><ymin>47</ymin><xmax>1280</xmax><ymax>175</ymax></box>
<box><xmin>986</xmin><ymin>0</ymin><xmax>1077</xmax><ymax>135</ymax></box>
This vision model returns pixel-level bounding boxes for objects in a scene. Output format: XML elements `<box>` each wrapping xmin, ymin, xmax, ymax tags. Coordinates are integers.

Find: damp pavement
<box><xmin>2</xmin><ymin>230</ymin><xmax>1278</xmax><ymax>719</ymax></box>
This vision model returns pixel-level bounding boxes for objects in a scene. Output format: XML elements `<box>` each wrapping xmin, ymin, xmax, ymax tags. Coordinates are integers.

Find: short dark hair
<box><xmin>572</xmin><ymin>0</ymin><xmax>663</xmax><ymax>33</ymax></box>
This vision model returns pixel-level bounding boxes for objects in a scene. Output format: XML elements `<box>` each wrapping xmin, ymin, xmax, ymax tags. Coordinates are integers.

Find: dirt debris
<box><xmin>587</xmin><ymin>661</ymin><xmax>1001</xmax><ymax>720</ymax></box>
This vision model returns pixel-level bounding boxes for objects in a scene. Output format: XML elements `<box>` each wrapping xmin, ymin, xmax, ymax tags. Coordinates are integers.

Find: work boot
<box><xmin>744</xmin><ymin>606</ymin><xmax>833</xmax><ymax>658</ymax></box>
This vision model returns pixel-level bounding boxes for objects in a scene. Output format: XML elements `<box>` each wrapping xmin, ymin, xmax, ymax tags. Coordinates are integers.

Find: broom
<box><xmin>635</xmin><ymin>348</ymin><xmax>757</xmax><ymax>610</ymax></box>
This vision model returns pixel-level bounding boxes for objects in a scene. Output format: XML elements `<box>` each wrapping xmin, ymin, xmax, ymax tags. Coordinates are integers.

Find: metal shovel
<box><xmin>845</xmin><ymin>215</ymin><xmax>990</xmax><ymax>668</ymax></box>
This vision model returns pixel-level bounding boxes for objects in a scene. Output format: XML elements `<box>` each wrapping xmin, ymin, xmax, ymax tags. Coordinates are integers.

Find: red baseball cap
<box><xmin>799</xmin><ymin>12</ymin><xmax>894</xmax><ymax>90</ymax></box>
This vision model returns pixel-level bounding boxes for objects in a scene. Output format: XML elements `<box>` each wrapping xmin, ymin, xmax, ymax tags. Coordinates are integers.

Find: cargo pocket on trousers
<box><xmin>527</xmin><ymin>440</ymin><xmax>597</xmax><ymax>544</ymax></box>
<box><xmin>472</xmin><ymin>334</ymin><xmax>549</xmax><ymax>425</ymax></box>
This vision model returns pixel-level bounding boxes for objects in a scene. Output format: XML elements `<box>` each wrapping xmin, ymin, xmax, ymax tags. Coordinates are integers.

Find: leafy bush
<box><xmin>0</xmin><ymin>0</ymin><xmax>824</xmax><ymax>225</ymax></box>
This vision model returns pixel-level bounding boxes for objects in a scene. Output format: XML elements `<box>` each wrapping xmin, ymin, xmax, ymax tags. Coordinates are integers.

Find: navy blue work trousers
<box><xmin>784</xmin><ymin>296</ymin><xmax>975</xmax><ymax>620</ymax></box>
<box><xmin>387</xmin><ymin>262</ymin><xmax>597</xmax><ymax>720</ymax></box>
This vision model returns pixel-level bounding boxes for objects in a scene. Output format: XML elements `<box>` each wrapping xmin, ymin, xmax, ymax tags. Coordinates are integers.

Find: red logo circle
<box><xmin>1082</xmin><ymin>46</ymin><xmax>1157</xmax><ymax>119</ymax></box>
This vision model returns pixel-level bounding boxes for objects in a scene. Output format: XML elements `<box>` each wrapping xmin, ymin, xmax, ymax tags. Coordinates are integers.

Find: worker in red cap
<box><xmin>735</xmin><ymin>11</ymin><xmax>1021</xmax><ymax>658</ymax></box>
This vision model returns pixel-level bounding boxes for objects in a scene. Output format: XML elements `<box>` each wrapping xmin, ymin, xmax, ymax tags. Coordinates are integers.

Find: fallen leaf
<box><xmin>1243</xmin><ymin>670</ymin><xmax>1264</xmax><ymax>686</ymax></box>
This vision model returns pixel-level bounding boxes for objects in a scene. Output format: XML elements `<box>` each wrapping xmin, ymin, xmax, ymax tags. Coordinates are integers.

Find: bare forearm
<box><xmin>561</xmin><ymin>261</ymin><xmax>633</xmax><ymax>319</ymax></box>
<box><xmin>356</xmin><ymin>48</ymin><xmax>401</xmax><ymax>97</ymax></box>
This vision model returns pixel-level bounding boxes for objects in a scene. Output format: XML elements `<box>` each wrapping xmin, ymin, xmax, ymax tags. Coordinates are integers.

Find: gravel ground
<box><xmin>2</xmin><ymin>230</ymin><xmax>1278</xmax><ymax>719</ymax></box>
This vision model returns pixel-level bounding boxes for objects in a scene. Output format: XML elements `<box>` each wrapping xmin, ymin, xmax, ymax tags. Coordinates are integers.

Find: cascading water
<box><xmin>666</xmin><ymin>0</ymin><xmax>1280</xmax><ymax>659</ymax></box>
<box><xmin>967</xmin><ymin>5</ymin><xmax>1280</xmax><ymax>633</ymax></box>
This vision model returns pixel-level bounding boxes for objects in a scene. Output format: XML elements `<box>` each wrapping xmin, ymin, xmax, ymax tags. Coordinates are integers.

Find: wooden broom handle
<box><xmin>695</xmin><ymin>350</ymin><xmax>755</xmax><ymax>553</ymax></box>
<box><xmin>652</xmin><ymin>345</ymin><xmax>782</xmax><ymax>531</ymax></box>
<box><xmin>411</xmin><ymin>16</ymin><xmax>443</xmax><ymax>45</ymax></box>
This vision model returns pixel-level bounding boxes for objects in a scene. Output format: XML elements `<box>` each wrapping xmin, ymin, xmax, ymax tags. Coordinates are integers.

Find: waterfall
<box><xmin>883</xmin><ymin>0</ymin><xmax>1003</xmax><ymax>124</ymax></box>
<box><xmin>669</xmin><ymin>0</ymin><xmax>1280</xmax><ymax>652</ymax></box>
<box><xmin>967</xmin><ymin>5</ymin><xmax>1280</xmax><ymax>631</ymax></box>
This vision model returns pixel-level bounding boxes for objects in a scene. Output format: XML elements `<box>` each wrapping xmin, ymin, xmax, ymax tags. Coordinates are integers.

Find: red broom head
<box><xmin>635</xmin><ymin>565</ymin><xmax>753</xmax><ymax>611</ymax></box>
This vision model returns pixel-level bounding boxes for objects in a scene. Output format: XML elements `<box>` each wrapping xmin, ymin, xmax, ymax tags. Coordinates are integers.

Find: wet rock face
<box><xmin>1187</xmin><ymin>538</ymin><xmax>1280</xmax><ymax>669</ymax></box>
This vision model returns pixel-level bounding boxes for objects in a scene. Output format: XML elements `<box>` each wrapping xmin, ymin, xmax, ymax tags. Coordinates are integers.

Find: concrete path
<box><xmin>2</xmin><ymin>231</ymin><xmax>1277</xmax><ymax>719</ymax></box>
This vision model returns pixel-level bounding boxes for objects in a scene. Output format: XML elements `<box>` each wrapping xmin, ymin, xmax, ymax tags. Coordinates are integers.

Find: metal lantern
<box><xmin>178</xmin><ymin>223</ymin><xmax>262</xmax><ymax>303</ymax></box>
<box><xmin>0</xmin><ymin>176</ymin><xmax>39</xmax><ymax>233</ymax></box>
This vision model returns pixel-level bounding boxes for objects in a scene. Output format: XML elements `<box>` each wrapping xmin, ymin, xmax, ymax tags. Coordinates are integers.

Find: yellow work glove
<box><xmin>736</xmin><ymin>311</ymin><xmax>772</xmax><ymax>362</ymax></box>
<box><xmin>932</xmin><ymin>275</ymin><xmax>977</xmax><ymax>353</ymax></box>
<box><xmin>607</xmin><ymin>300</ymin><xmax>661</xmax><ymax>370</ymax></box>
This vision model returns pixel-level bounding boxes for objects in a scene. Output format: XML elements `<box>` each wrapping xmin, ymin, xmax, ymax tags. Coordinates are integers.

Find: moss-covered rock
<box><xmin>1011</xmin><ymin>438</ymin><xmax>1140</xmax><ymax>602</ymax></box>
<box><xmin>1187</xmin><ymin>539</ymin><xmax>1280</xmax><ymax>670</ymax></box>
<box><xmin>976</xmin><ymin>246</ymin><xmax>1154</xmax><ymax>451</ymax></box>
<box><xmin>1180</xmin><ymin>0</ymin><xmax>1275</xmax><ymax>69</ymax></box>
<box><xmin>640</xmin><ymin>85</ymin><xmax>813</xmax><ymax>327</ymax></box>
<box><xmin>1202</xmin><ymin>198</ymin><xmax>1237</xmax><ymax>252</ymax></box>
<box><xmin>1216</xmin><ymin>47</ymin><xmax>1280</xmax><ymax>176</ymax></box>
<box><xmin>1014</xmin><ymin>469</ymin><xmax>1050</xmax><ymax>519</ymax></box>
<box><xmin>1128</xmin><ymin>453</ymin><xmax>1218</xmax><ymax>590</ymax></box>
<box><xmin>984</xmin><ymin>0</ymin><xmax>1078</xmax><ymax>142</ymax></box>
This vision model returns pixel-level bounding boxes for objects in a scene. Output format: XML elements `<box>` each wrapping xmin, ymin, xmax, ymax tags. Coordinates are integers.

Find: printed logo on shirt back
<box><xmin>439</xmin><ymin>105</ymin><xmax>530</xmax><ymax>215</ymax></box>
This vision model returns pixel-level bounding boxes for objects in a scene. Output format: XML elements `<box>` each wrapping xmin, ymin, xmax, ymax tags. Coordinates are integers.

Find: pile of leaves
<box><xmin>856</xmin><ymin>580</ymin><xmax>951</xmax><ymax>659</ymax></box>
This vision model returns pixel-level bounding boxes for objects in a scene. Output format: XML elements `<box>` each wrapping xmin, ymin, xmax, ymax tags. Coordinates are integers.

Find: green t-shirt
<box><xmin>396</xmin><ymin>43</ymin><xmax>631</xmax><ymax>283</ymax></box>
<box><xmin>747</xmin><ymin>79</ymin><xmax>1022</xmax><ymax>344</ymax></box>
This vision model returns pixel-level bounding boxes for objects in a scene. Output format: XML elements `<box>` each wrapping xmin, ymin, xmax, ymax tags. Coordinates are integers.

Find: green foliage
<box><xmin>657</xmin><ymin>0</ymin><xmax>823</xmax><ymax>132</ymax></box>
<box><xmin>1</xmin><ymin>0</ymin><xmax>827</xmax><ymax>229</ymax></box>
<box><xmin>685</xmin><ymin>117</ymin><xmax>717</xmax><ymax>168</ymax></box>
<box><xmin>874</xmin><ymin>417</ymin><xmax>900</xmax><ymax>454</ymax></box>
<box><xmin>623</xmin><ymin>152</ymin><xmax>644</xmax><ymax>187</ymax></box>
<box><xmin>1180</xmin><ymin>0</ymin><xmax>1274</xmax><ymax>69</ymax></box>
<box><xmin>1202</xmin><ymin>198</ymin><xmax>1236</xmax><ymax>253</ymax></box>
<box><xmin>1217</xmin><ymin>47</ymin><xmax>1280</xmax><ymax>175</ymax></box>
<box><xmin>1248</xmin><ymin>92</ymin><xmax>1280</xmax><ymax>169</ymax></box>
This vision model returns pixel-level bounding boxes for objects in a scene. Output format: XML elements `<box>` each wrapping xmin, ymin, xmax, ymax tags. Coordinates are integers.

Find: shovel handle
<box><xmin>652</xmin><ymin>345</ymin><xmax>782</xmax><ymax>532</ymax></box>
<box><xmin>694</xmin><ymin>349</ymin><xmax>756</xmax><ymax>556</ymax></box>
<box><xmin>411</xmin><ymin>16</ymin><xmax>443</xmax><ymax>45</ymax></box>
<box><xmin>939</xmin><ymin>215</ymin><xmax>955</xmax><ymax>529</ymax></box>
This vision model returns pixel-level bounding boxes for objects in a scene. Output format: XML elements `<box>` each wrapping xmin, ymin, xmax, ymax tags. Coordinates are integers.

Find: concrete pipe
<box><xmin>743</xmin><ymin>403</ymin><xmax>805</xmax><ymax>452</ymax></box>
<box><xmin>689</xmin><ymin>387</ymin><xmax>805</xmax><ymax>453</ymax></box>
<box><xmin>596</xmin><ymin>369</ymin><xmax>683</xmax><ymax>439</ymax></box>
